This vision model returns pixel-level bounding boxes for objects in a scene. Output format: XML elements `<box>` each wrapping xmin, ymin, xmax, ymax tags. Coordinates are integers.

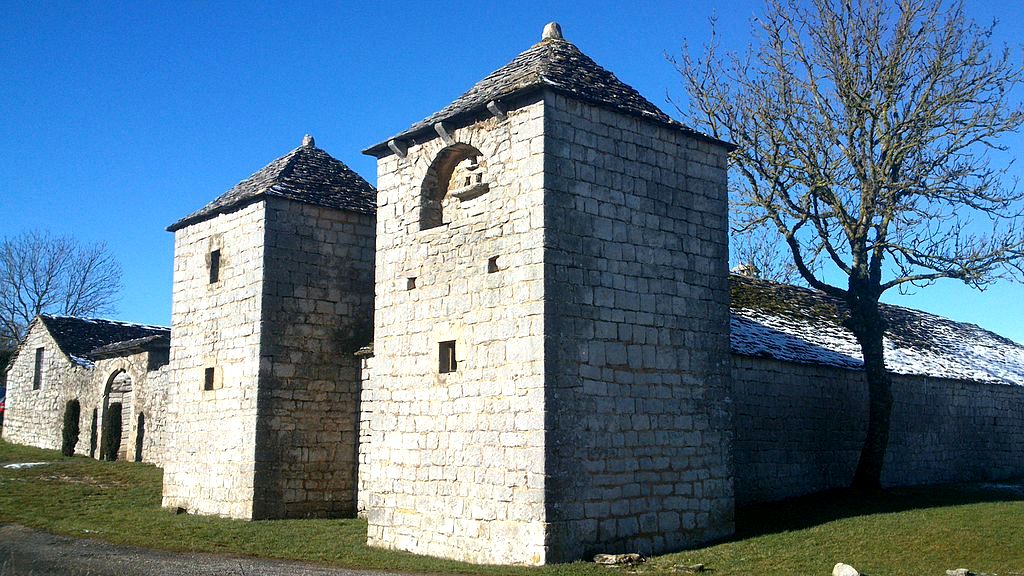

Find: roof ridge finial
<box><xmin>542</xmin><ymin>22</ymin><xmax>563</xmax><ymax>41</ymax></box>
<box><xmin>302</xmin><ymin>134</ymin><xmax>315</xmax><ymax>148</ymax></box>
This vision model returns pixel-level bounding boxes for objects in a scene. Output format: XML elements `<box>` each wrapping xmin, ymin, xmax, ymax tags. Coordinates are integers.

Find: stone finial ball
<box><xmin>302</xmin><ymin>134</ymin><xmax>315</xmax><ymax>148</ymax></box>
<box><xmin>542</xmin><ymin>22</ymin><xmax>563</xmax><ymax>41</ymax></box>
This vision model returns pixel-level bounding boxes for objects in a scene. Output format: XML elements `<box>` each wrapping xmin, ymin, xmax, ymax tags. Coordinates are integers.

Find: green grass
<box><xmin>1</xmin><ymin>439</ymin><xmax>1022</xmax><ymax>575</ymax></box>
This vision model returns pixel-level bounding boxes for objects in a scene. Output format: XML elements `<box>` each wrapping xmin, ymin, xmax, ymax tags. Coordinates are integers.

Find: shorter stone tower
<box><xmin>161</xmin><ymin>136</ymin><xmax>376</xmax><ymax>519</ymax></box>
<box><xmin>362</xmin><ymin>24</ymin><xmax>734</xmax><ymax>565</ymax></box>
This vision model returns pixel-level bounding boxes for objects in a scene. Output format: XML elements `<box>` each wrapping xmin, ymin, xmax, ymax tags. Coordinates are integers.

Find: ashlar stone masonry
<box><xmin>361</xmin><ymin>29</ymin><xmax>735</xmax><ymax>564</ymax></box>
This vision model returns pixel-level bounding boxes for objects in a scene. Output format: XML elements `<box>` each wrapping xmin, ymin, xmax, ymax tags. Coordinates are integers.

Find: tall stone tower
<box><xmin>361</xmin><ymin>24</ymin><xmax>734</xmax><ymax>564</ymax></box>
<box><xmin>162</xmin><ymin>136</ymin><xmax>376</xmax><ymax>519</ymax></box>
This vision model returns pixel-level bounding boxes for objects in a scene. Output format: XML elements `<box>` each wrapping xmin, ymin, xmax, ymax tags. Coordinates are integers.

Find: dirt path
<box><xmin>0</xmin><ymin>524</ymin><xmax>409</xmax><ymax>576</ymax></box>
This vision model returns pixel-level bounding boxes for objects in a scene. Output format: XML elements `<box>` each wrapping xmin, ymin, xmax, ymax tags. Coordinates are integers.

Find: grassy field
<box><xmin>1</xmin><ymin>439</ymin><xmax>1022</xmax><ymax>575</ymax></box>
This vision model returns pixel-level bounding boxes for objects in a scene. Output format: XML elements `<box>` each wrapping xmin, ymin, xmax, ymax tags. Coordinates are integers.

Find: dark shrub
<box><xmin>61</xmin><ymin>399</ymin><xmax>81</xmax><ymax>457</ymax></box>
<box><xmin>100</xmin><ymin>403</ymin><xmax>123</xmax><ymax>461</ymax></box>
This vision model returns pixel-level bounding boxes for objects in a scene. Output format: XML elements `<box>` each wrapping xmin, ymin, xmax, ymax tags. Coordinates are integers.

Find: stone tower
<box><xmin>161</xmin><ymin>136</ymin><xmax>376</xmax><ymax>519</ymax></box>
<box><xmin>361</xmin><ymin>25</ymin><xmax>734</xmax><ymax>564</ymax></box>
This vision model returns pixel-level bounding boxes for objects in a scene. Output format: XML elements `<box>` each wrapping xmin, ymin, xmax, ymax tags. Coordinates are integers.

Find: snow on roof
<box><xmin>37</xmin><ymin>315</ymin><xmax>169</xmax><ymax>369</ymax></box>
<box><xmin>730</xmin><ymin>276</ymin><xmax>1024</xmax><ymax>386</ymax></box>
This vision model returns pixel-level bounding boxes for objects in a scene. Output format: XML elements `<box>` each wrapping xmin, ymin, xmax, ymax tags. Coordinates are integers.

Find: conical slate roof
<box><xmin>168</xmin><ymin>136</ymin><xmax>376</xmax><ymax>232</ymax></box>
<box><xmin>365</xmin><ymin>23</ymin><xmax>723</xmax><ymax>156</ymax></box>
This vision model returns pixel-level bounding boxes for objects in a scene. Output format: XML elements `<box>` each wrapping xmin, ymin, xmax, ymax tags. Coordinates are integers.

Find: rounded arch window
<box><xmin>420</xmin><ymin>143</ymin><xmax>488</xmax><ymax>231</ymax></box>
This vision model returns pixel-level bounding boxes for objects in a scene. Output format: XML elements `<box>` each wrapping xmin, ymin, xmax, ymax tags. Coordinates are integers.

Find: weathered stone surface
<box><xmin>161</xmin><ymin>190</ymin><xmax>375</xmax><ymax>520</ymax></box>
<box><xmin>3</xmin><ymin>319</ymin><xmax>169</xmax><ymax>464</ymax></box>
<box><xmin>732</xmin><ymin>356</ymin><xmax>1024</xmax><ymax>505</ymax></box>
<box><xmin>833</xmin><ymin>563</ymin><xmax>860</xmax><ymax>576</ymax></box>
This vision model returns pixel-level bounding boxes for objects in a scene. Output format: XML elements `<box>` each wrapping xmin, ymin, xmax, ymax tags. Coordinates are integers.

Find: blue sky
<box><xmin>2</xmin><ymin>1</ymin><xmax>1022</xmax><ymax>344</ymax></box>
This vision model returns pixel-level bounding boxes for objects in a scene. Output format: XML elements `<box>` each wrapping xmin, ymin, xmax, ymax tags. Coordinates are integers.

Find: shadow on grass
<box><xmin>735</xmin><ymin>478</ymin><xmax>1024</xmax><ymax>539</ymax></box>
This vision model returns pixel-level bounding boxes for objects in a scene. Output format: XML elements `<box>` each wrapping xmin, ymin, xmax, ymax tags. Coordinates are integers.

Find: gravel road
<box><xmin>0</xmin><ymin>524</ymin><xmax>409</xmax><ymax>576</ymax></box>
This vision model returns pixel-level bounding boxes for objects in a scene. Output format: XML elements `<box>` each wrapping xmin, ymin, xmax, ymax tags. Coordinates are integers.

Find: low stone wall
<box><xmin>732</xmin><ymin>355</ymin><xmax>1024</xmax><ymax>505</ymax></box>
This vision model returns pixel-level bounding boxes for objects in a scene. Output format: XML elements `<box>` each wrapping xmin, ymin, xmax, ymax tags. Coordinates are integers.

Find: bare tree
<box><xmin>0</xmin><ymin>231</ymin><xmax>122</xmax><ymax>348</ymax></box>
<box><xmin>729</xmin><ymin>218</ymin><xmax>804</xmax><ymax>284</ymax></box>
<box><xmin>674</xmin><ymin>0</ymin><xmax>1024</xmax><ymax>488</ymax></box>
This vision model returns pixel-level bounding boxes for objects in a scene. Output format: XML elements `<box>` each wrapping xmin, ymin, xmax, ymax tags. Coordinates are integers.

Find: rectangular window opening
<box><xmin>439</xmin><ymin>341</ymin><xmax>457</xmax><ymax>374</ymax></box>
<box><xmin>487</xmin><ymin>255</ymin><xmax>500</xmax><ymax>274</ymax></box>
<box><xmin>407</xmin><ymin>277</ymin><xmax>417</xmax><ymax>290</ymax></box>
<box><xmin>204</xmin><ymin>367</ymin><xmax>215</xmax><ymax>391</ymax></box>
<box><xmin>33</xmin><ymin>347</ymin><xmax>44</xmax><ymax>390</ymax></box>
<box><xmin>209</xmin><ymin>250</ymin><xmax>221</xmax><ymax>284</ymax></box>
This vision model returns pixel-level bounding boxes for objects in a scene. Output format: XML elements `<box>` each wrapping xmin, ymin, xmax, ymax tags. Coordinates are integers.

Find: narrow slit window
<box><xmin>209</xmin><ymin>250</ymin><xmax>221</xmax><ymax>284</ymax></box>
<box><xmin>204</xmin><ymin>367</ymin><xmax>215</xmax><ymax>391</ymax></box>
<box><xmin>487</xmin><ymin>256</ymin><xmax>500</xmax><ymax>273</ymax></box>
<box><xmin>33</xmin><ymin>347</ymin><xmax>44</xmax><ymax>390</ymax></box>
<box><xmin>439</xmin><ymin>341</ymin><xmax>457</xmax><ymax>374</ymax></box>
<box><xmin>407</xmin><ymin>277</ymin><xmax>417</xmax><ymax>290</ymax></box>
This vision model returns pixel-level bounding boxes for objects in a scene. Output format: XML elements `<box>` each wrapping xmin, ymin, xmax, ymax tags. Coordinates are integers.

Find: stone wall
<box><xmin>732</xmin><ymin>355</ymin><xmax>1024</xmax><ymax>505</ymax></box>
<box><xmin>162</xmin><ymin>200</ymin><xmax>266</xmax><ymax>518</ymax></box>
<box><xmin>92</xmin><ymin>353</ymin><xmax>169</xmax><ymax>465</ymax></box>
<box><xmin>252</xmin><ymin>197</ymin><xmax>375</xmax><ymax>519</ymax></box>
<box><xmin>3</xmin><ymin>322</ymin><xmax>168</xmax><ymax>464</ymax></box>
<box><xmin>365</xmin><ymin>97</ymin><xmax>549</xmax><ymax>564</ymax></box>
<box><xmin>542</xmin><ymin>93</ymin><xmax>734</xmax><ymax>561</ymax></box>
<box><xmin>2</xmin><ymin>326</ymin><xmax>91</xmax><ymax>451</ymax></box>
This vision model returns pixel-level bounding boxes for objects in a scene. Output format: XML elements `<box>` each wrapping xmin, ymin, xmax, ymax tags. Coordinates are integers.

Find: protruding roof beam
<box><xmin>486</xmin><ymin>100</ymin><xmax>507</xmax><ymax>121</ymax></box>
<box><xmin>387</xmin><ymin>139</ymin><xmax>408</xmax><ymax>159</ymax></box>
<box><xmin>433</xmin><ymin>122</ymin><xmax>454</xmax><ymax>145</ymax></box>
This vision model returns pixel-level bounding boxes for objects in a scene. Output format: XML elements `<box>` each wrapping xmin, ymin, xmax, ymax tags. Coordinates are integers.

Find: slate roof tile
<box><xmin>38</xmin><ymin>315</ymin><xmax>170</xmax><ymax>368</ymax></box>
<box><xmin>730</xmin><ymin>276</ymin><xmax>1024</xmax><ymax>385</ymax></box>
<box><xmin>168</xmin><ymin>138</ymin><xmax>376</xmax><ymax>232</ymax></box>
<box><xmin>365</xmin><ymin>31</ymin><xmax>728</xmax><ymax>156</ymax></box>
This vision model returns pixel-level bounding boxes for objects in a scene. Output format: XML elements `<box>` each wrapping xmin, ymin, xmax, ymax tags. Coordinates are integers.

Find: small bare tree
<box><xmin>675</xmin><ymin>0</ymin><xmax>1024</xmax><ymax>488</ymax></box>
<box><xmin>0</xmin><ymin>231</ymin><xmax>122</xmax><ymax>348</ymax></box>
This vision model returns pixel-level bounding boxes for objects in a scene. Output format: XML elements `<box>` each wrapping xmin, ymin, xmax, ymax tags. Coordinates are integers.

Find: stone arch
<box><xmin>420</xmin><ymin>143</ymin><xmax>488</xmax><ymax>230</ymax></box>
<box><xmin>101</xmin><ymin>369</ymin><xmax>133</xmax><ymax>461</ymax></box>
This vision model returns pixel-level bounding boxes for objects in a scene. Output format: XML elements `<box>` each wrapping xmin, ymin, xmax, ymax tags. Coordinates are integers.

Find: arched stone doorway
<box><xmin>101</xmin><ymin>369</ymin><xmax>133</xmax><ymax>461</ymax></box>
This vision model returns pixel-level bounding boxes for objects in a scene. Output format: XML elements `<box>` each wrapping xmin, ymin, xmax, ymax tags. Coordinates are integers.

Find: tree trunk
<box><xmin>845</xmin><ymin>295</ymin><xmax>894</xmax><ymax>490</ymax></box>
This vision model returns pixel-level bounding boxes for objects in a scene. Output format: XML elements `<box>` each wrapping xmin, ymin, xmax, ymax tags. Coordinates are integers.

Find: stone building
<box><xmin>159</xmin><ymin>135</ymin><xmax>376</xmax><ymax>520</ymax></box>
<box><xmin>359</xmin><ymin>22</ymin><xmax>733</xmax><ymax>564</ymax></box>
<box><xmin>3</xmin><ymin>22</ymin><xmax>1024</xmax><ymax>568</ymax></box>
<box><xmin>2</xmin><ymin>315</ymin><xmax>169</xmax><ymax>463</ymax></box>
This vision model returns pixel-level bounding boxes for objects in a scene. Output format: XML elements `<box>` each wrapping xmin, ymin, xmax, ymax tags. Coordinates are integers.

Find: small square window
<box><xmin>33</xmin><ymin>347</ymin><xmax>44</xmax><ymax>390</ymax></box>
<box><xmin>487</xmin><ymin>256</ymin><xmax>500</xmax><ymax>273</ymax></box>
<box><xmin>209</xmin><ymin>250</ymin><xmax>221</xmax><ymax>284</ymax></box>
<box><xmin>439</xmin><ymin>341</ymin><xmax>457</xmax><ymax>374</ymax></box>
<box><xmin>407</xmin><ymin>277</ymin><xmax>417</xmax><ymax>290</ymax></box>
<box><xmin>204</xmin><ymin>367</ymin><xmax>215</xmax><ymax>391</ymax></box>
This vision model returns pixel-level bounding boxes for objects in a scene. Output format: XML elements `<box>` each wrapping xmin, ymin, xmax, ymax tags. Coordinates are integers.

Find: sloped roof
<box><xmin>90</xmin><ymin>334</ymin><xmax>169</xmax><ymax>358</ymax></box>
<box><xmin>365</xmin><ymin>24</ymin><xmax>728</xmax><ymax>156</ymax></box>
<box><xmin>168</xmin><ymin>136</ymin><xmax>376</xmax><ymax>232</ymax></box>
<box><xmin>37</xmin><ymin>315</ymin><xmax>169</xmax><ymax>368</ymax></box>
<box><xmin>730</xmin><ymin>276</ymin><xmax>1024</xmax><ymax>385</ymax></box>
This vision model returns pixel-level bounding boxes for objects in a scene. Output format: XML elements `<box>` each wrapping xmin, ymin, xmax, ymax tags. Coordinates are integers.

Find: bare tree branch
<box><xmin>673</xmin><ymin>0</ymin><xmax>1024</xmax><ymax>488</ymax></box>
<box><xmin>0</xmin><ymin>231</ymin><xmax>122</xmax><ymax>349</ymax></box>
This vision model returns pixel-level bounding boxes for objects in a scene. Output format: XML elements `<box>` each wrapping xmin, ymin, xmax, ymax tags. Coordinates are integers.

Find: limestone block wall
<box><xmin>252</xmin><ymin>197</ymin><xmax>375</xmax><ymax>519</ymax></box>
<box><xmin>732</xmin><ymin>355</ymin><xmax>1024</xmax><ymax>504</ymax></box>
<box><xmin>92</xmin><ymin>352</ymin><xmax>169</xmax><ymax>465</ymax></box>
<box><xmin>162</xmin><ymin>201</ymin><xmax>265</xmax><ymax>518</ymax></box>
<box><xmin>542</xmin><ymin>93</ymin><xmax>735</xmax><ymax>561</ymax></box>
<box><xmin>2</xmin><ymin>327</ymin><xmax>91</xmax><ymax>450</ymax></box>
<box><xmin>731</xmin><ymin>356</ymin><xmax>865</xmax><ymax>504</ymax></box>
<box><xmin>356</xmin><ymin>351</ymin><xmax>375</xmax><ymax>517</ymax></box>
<box><xmin>366</xmin><ymin>98</ymin><xmax>549</xmax><ymax>565</ymax></box>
